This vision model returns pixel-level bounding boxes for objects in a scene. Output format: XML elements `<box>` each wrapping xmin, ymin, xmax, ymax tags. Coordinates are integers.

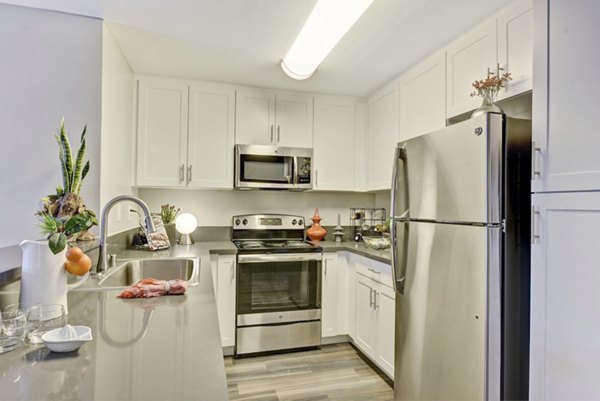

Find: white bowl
<box><xmin>41</xmin><ymin>325</ymin><xmax>92</xmax><ymax>353</ymax></box>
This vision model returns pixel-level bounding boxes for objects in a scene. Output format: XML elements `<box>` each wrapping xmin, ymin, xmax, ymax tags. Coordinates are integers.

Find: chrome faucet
<box><xmin>95</xmin><ymin>195</ymin><xmax>156</xmax><ymax>275</ymax></box>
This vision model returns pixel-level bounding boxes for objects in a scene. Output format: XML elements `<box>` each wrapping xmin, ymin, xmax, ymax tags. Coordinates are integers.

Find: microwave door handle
<box><xmin>292</xmin><ymin>156</ymin><xmax>299</xmax><ymax>185</ymax></box>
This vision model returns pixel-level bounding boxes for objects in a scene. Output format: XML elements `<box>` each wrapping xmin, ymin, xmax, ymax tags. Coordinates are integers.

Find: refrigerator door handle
<box><xmin>391</xmin><ymin>221</ymin><xmax>410</xmax><ymax>294</ymax></box>
<box><xmin>390</xmin><ymin>145</ymin><xmax>408</xmax><ymax>219</ymax></box>
<box><xmin>391</xmin><ymin>144</ymin><xmax>409</xmax><ymax>293</ymax></box>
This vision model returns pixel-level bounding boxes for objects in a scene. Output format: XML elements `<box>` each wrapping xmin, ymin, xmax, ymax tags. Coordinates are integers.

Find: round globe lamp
<box><xmin>175</xmin><ymin>213</ymin><xmax>197</xmax><ymax>245</ymax></box>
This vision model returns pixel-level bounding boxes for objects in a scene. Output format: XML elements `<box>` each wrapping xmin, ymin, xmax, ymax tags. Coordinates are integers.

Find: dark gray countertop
<box><xmin>0</xmin><ymin>239</ymin><xmax>387</xmax><ymax>401</ymax></box>
<box><xmin>0</xmin><ymin>243</ymin><xmax>230</xmax><ymax>401</ymax></box>
<box><xmin>316</xmin><ymin>241</ymin><xmax>392</xmax><ymax>264</ymax></box>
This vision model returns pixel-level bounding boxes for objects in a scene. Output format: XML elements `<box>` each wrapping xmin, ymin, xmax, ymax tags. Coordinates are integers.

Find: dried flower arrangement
<box><xmin>470</xmin><ymin>66</ymin><xmax>512</xmax><ymax>102</ymax></box>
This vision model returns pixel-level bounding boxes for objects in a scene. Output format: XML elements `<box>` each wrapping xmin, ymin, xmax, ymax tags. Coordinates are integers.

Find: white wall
<box><xmin>0</xmin><ymin>4</ymin><xmax>102</xmax><ymax>271</ymax></box>
<box><xmin>138</xmin><ymin>189</ymin><xmax>376</xmax><ymax>227</ymax></box>
<box><xmin>374</xmin><ymin>190</ymin><xmax>391</xmax><ymax>217</ymax></box>
<box><xmin>100</xmin><ymin>24</ymin><xmax>139</xmax><ymax>235</ymax></box>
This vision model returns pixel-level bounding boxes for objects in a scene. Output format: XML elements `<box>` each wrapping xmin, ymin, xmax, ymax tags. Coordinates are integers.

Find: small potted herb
<box><xmin>160</xmin><ymin>204</ymin><xmax>180</xmax><ymax>244</ymax></box>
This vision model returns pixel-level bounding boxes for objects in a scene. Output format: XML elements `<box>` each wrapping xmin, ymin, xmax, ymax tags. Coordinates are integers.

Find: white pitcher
<box><xmin>19</xmin><ymin>240</ymin><xmax>88</xmax><ymax>314</ymax></box>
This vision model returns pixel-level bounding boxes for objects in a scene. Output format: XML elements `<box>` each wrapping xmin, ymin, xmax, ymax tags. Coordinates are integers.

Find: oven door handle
<box><xmin>237</xmin><ymin>253</ymin><xmax>323</xmax><ymax>263</ymax></box>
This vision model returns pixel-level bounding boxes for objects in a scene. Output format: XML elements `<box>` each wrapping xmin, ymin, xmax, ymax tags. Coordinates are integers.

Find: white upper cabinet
<box><xmin>275</xmin><ymin>93</ymin><xmax>314</xmax><ymax>148</ymax></box>
<box><xmin>136</xmin><ymin>76</ymin><xmax>235</xmax><ymax>189</ymax></box>
<box><xmin>497</xmin><ymin>0</ymin><xmax>533</xmax><ymax>100</ymax></box>
<box><xmin>235</xmin><ymin>89</ymin><xmax>313</xmax><ymax>148</ymax></box>
<box><xmin>367</xmin><ymin>82</ymin><xmax>399</xmax><ymax>190</ymax></box>
<box><xmin>532</xmin><ymin>0</ymin><xmax>600</xmax><ymax>192</ymax></box>
<box><xmin>313</xmin><ymin>96</ymin><xmax>356</xmax><ymax>191</ymax></box>
<box><xmin>446</xmin><ymin>21</ymin><xmax>498</xmax><ymax>118</ymax></box>
<box><xmin>188</xmin><ymin>82</ymin><xmax>235</xmax><ymax>189</ymax></box>
<box><xmin>235</xmin><ymin>88</ymin><xmax>275</xmax><ymax>145</ymax></box>
<box><xmin>136</xmin><ymin>78</ymin><xmax>188</xmax><ymax>187</ymax></box>
<box><xmin>399</xmin><ymin>51</ymin><xmax>446</xmax><ymax>141</ymax></box>
<box><xmin>446</xmin><ymin>0</ymin><xmax>533</xmax><ymax>118</ymax></box>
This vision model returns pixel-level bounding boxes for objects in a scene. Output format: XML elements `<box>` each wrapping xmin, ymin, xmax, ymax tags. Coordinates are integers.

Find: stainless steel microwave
<box><xmin>234</xmin><ymin>145</ymin><xmax>313</xmax><ymax>190</ymax></box>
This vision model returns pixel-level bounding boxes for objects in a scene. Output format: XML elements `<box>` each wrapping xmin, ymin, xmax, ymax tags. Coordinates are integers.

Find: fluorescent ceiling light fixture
<box><xmin>281</xmin><ymin>0</ymin><xmax>374</xmax><ymax>80</ymax></box>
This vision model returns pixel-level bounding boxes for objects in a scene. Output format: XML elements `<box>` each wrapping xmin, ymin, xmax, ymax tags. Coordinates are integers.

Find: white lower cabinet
<box><xmin>321</xmin><ymin>252</ymin><xmax>339</xmax><ymax>338</ymax></box>
<box><xmin>210</xmin><ymin>254</ymin><xmax>236</xmax><ymax>349</ymax></box>
<box><xmin>209</xmin><ymin>249</ymin><xmax>394</xmax><ymax>375</ymax></box>
<box><xmin>349</xmin><ymin>254</ymin><xmax>396</xmax><ymax>378</ymax></box>
<box><xmin>530</xmin><ymin>192</ymin><xmax>600</xmax><ymax>400</ymax></box>
<box><xmin>354</xmin><ymin>274</ymin><xmax>378</xmax><ymax>355</ymax></box>
<box><xmin>375</xmin><ymin>284</ymin><xmax>395</xmax><ymax>376</ymax></box>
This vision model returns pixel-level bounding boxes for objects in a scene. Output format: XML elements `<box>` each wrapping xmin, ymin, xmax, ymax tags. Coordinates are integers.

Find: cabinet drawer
<box><xmin>354</xmin><ymin>257</ymin><xmax>392</xmax><ymax>289</ymax></box>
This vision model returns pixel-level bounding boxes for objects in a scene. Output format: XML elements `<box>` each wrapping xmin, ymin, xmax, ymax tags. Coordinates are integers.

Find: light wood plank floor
<box><xmin>224</xmin><ymin>343</ymin><xmax>394</xmax><ymax>401</ymax></box>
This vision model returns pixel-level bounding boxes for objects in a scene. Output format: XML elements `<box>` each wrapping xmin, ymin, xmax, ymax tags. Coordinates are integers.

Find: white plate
<box><xmin>42</xmin><ymin>325</ymin><xmax>92</xmax><ymax>353</ymax></box>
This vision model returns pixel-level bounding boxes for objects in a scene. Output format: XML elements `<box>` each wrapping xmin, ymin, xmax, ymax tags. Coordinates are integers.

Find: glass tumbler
<box><xmin>27</xmin><ymin>304</ymin><xmax>66</xmax><ymax>344</ymax></box>
<box><xmin>0</xmin><ymin>309</ymin><xmax>28</xmax><ymax>353</ymax></box>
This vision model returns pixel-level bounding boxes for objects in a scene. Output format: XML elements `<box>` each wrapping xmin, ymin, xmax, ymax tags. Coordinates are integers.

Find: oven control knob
<box><xmin>292</xmin><ymin>219</ymin><xmax>297</xmax><ymax>225</ymax></box>
<box><xmin>235</xmin><ymin>219</ymin><xmax>241</xmax><ymax>226</ymax></box>
<box><xmin>242</xmin><ymin>218</ymin><xmax>248</xmax><ymax>225</ymax></box>
<box><xmin>298</xmin><ymin>219</ymin><xmax>303</xmax><ymax>226</ymax></box>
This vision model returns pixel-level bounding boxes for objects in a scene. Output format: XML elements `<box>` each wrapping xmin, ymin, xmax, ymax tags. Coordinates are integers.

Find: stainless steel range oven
<box><xmin>232</xmin><ymin>214</ymin><xmax>322</xmax><ymax>355</ymax></box>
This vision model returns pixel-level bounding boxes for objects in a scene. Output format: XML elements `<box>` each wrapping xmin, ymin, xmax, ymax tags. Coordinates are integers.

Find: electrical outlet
<box><xmin>115</xmin><ymin>204</ymin><xmax>122</xmax><ymax>222</ymax></box>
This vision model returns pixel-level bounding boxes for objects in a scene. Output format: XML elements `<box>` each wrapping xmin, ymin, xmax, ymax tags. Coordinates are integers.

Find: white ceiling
<box><xmin>1</xmin><ymin>0</ymin><xmax>511</xmax><ymax>97</ymax></box>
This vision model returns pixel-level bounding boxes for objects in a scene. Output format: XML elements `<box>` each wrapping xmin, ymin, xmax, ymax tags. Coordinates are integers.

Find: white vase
<box><xmin>19</xmin><ymin>239</ymin><xmax>87</xmax><ymax>314</ymax></box>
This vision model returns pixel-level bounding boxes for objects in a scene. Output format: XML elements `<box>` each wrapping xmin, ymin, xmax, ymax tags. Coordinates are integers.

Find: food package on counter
<box><xmin>146</xmin><ymin>214</ymin><xmax>170</xmax><ymax>251</ymax></box>
<box><xmin>117</xmin><ymin>278</ymin><xmax>187</xmax><ymax>298</ymax></box>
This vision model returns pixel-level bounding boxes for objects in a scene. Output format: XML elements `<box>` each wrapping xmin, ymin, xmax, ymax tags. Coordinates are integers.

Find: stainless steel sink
<box><xmin>98</xmin><ymin>257</ymin><xmax>199</xmax><ymax>288</ymax></box>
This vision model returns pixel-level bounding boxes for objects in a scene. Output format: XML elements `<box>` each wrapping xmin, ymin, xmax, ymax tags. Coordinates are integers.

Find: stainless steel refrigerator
<box><xmin>390</xmin><ymin>112</ymin><xmax>531</xmax><ymax>401</ymax></box>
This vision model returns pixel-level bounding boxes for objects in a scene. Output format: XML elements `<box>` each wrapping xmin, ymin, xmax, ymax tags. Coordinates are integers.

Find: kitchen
<box><xmin>0</xmin><ymin>0</ymin><xmax>599</xmax><ymax>400</ymax></box>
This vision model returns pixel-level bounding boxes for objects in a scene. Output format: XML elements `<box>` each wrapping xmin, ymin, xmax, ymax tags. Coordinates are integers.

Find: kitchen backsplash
<box><xmin>138</xmin><ymin>188</ymin><xmax>378</xmax><ymax>228</ymax></box>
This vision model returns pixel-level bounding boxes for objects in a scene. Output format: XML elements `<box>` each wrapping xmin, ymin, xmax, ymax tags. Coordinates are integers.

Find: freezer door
<box><xmin>393</xmin><ymin>220</ymin><xmax>501</xmax><ymax>401</ymax></box>
<box><xmin>391</xmin><ymin>113</ymin><xmax>503</xmax><ymax>224</ymax></box>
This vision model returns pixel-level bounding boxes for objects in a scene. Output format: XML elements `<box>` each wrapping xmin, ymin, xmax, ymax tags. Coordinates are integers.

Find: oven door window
<box><xmin>237</xmin><ymin>260</ymin><xmax>320</xmax><ymax>315</ymax></box>
<box><xmin>239</xmin><ymin>154</ymin><xmax>293</xmax><ymax>184</ymax></box>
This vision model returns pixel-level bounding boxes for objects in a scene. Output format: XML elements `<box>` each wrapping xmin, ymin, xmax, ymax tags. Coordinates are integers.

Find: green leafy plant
<box><xmin>160</xmin><ymin>204</ymin><xmax>180</xmax><ymax>224</ymax></box>
<box><xmin>37</xmin><ymin>118</ymin><xmax>97</xmax><ymax>254</ymax></box>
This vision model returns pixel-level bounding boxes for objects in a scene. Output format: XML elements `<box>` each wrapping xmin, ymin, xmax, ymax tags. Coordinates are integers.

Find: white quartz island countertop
<box><xmin>0</xmin><ymin>242</ymin><xmax>235</xmax><ymax>401</ymax></box>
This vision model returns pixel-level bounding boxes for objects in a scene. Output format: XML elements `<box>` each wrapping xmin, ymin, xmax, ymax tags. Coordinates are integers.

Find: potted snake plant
<box><xmin>37</xmin><ymin>118</ymin><xmax>98</xmax><ymax>254</ymax></box>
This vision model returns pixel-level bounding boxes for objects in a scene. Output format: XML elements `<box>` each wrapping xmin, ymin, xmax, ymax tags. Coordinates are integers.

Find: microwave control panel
<box><xmin>298</xmin><ymin>157</ymin><xmax>311</xmax><ymax>184</ymax></box>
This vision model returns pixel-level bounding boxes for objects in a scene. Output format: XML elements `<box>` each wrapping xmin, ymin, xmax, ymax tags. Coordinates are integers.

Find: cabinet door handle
<box><xmin>315</xmin><ymin>169</ymin><xmax>318</xmax><ymax>187</ymax></box>
<box><xmin>374</xmin><ymin>291</ymin><xmax>379</xmax><ymax>310</ymax></box>
<box><xmin>368</xmin><ymin>268</ymin><xmax>381</xmax><ymax>275</ymax></box>
<box><xmin>231</xmin><ymin>264</ymin><xmax>235</xmax><ymax>281</ymax></box>
<box><xmin>277</xmin><ymin>125</ymin><xmax>281</xmax><ymax>144</ymax></box>
<box><xmin>179</xmin><ymin>164</ymin><xmax>185</xmax><ymax>183</ymax></box>
<box><xmin>270</xmin><ymin>125</ymin><xmax>274</xmax><ymax>143</ymax></box>
<box><xmin>369</xmin><ymin>288</ymin><xmax>374</xmax><ymax>309</ymax></box>
<box><xmin>531</xmin><ymin>206</ymin><xmax>540</xmax><ymax>244</ymax></box>
<box><xmin>187</xmin><ymin>165</ymin><xmax>192</xmax><ymax>183</ymax></box>
<box><xmin>324</xmin><ymin>259</ymin><xmax>328</xmax><ymax>275</ymax></box>
<box><xmin>532</xmin><ymin>141</ymin><xmax>542</xmax><ymax>179</ymax></box>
